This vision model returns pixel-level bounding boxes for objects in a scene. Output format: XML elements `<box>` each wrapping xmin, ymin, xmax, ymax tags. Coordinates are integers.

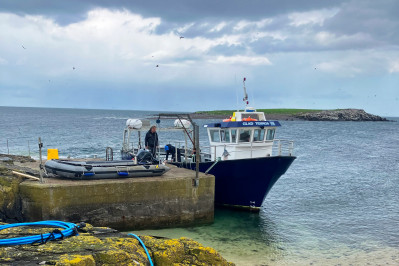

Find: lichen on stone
<box><xmin>93</xmin><ymin>249</ymin><xmax>134</xmax><ymax>265</ymax></box>
<box><xmin>0</xmin><ymin>223</ymin><xmax>234</xmax><ymax>265</ymax></box>
<box><xmin>55</xmin><ymin>254</ymin><xmax>95</xmax><ymax>266</ymax></box>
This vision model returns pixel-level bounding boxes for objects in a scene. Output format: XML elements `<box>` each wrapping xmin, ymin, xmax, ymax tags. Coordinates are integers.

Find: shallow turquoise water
<box><xmin>132</xmin><ymin>208</ymin><xmax>399</xmax><ymax>265</ymax></box>
<box><xmin>1</xmin><ymin>107</ymin><xmax>398</xmax><ymax>265</ymax></box>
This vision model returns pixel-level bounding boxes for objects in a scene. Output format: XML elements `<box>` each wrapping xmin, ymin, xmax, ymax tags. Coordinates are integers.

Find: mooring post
<box><xmin>38</xmin><ymin>137</ymin><xmax>44</xmax><ymax>183</ymax></box>
<box><xmin>194</xmin><ymin>124</ymin><xmax>200</xmax><ymax>187</ymax></box>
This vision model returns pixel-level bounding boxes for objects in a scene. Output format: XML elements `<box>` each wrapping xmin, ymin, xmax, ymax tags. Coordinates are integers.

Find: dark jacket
<box><xmin>145</xmin><ymin>130</ymin><xmax>158</xmax><ymax>148</ymax></box>
<box><xmin>165</xmin><ymin>144</ymin><xmax>181</xmax><ymax>162</ymax></box>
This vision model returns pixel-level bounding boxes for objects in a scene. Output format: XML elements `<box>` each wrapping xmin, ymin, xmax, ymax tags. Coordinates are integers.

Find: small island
<box><xmin>194</xmin><ymin>108</ymin><xmax>389</xmax><ymax>121</ymax></box>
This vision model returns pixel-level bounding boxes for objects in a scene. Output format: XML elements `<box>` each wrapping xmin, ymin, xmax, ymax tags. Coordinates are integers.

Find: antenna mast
<box><xmin>243</xmin><ymin>77</ymin><xmax>249</xmax><ymax>107</ymax></box>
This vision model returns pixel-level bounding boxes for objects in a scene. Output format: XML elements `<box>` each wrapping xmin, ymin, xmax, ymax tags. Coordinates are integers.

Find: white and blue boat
<box><xmin>120</xmin><ymin>78</ymin><xmax>296</xmax><ymax>210</ymax></box>
<box><xmin>171</xmin><ymin>78</ymin><xmax>296</xmax><ymax>210</ymax></box>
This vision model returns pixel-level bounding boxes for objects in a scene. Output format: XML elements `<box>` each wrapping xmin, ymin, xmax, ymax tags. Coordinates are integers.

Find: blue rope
<box><xmin>0</xmin><ymin>221</ymin><xmax>79</xmax><ymax>246</ymax></box>
<box><xmin>128</xmin><ymin>233</ymin><xmax>154</xmax><ymax>266</ymax></box>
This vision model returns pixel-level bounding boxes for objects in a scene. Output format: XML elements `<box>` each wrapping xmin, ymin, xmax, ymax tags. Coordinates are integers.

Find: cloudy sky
<box><xmin>1</xmin><ymin>0</ymin><xmax>398</xmax><ymax>116</ymax></box>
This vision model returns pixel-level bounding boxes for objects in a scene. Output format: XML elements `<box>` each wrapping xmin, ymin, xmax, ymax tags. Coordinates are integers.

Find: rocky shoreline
<box><xmin>193</xmin><ymin>109</ymin><xmax>390</xmax><ymax>121</ymax></box>
<box><xmin>0</xmin><ymin>155</ymin><xmax>233</xmax><ymax>265</ymax></box>
<box><xmin>0</xmin><ymin>222</ymin><xmax>233</xmax><ymax>265</ymax></box>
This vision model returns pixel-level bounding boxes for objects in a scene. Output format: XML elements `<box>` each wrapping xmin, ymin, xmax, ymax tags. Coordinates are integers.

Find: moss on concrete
<box><xmin>0</xmin><ymin>223</ymin><xmax>234</xmax><ymax>265</ymax></box>
<box><xmin>0</xmin><ymin>166</ymin><xmax>24</xmax><ymax>222</ymax></box>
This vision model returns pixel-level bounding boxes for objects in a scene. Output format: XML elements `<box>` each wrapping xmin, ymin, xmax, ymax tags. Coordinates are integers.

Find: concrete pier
<box><xmin>18</xmin><ymin>164</ymin><xmax>214</xmax><ymax>230</ymax></box>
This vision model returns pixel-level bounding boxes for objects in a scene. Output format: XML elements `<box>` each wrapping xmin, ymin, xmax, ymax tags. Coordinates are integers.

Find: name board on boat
<box><xmin>204</xmin><ymin>121</ymin><xmax>281</xmax><ymax>128</ymax></box>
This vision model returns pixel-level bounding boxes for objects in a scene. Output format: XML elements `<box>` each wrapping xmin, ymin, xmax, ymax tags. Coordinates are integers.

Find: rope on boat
<box><xmin>0</xmin><ymin>221</ymin><xmax>83</xmax><ymax>246</ymax></box>
<box><xmin>128</xmin><ymin>233</ymin><xmax>154</xmax><ymax>266</ymax></box>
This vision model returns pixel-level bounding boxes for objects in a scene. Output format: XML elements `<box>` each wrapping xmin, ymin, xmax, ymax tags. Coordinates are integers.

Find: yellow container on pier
<box><xmin>47</xmin><ymin>149</ymin><xmax>59</xmax><ymax>160</ymax></box>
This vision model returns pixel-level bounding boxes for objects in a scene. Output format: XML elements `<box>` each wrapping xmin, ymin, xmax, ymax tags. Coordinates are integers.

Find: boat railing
<box><xmin>272</xmin><ymin>139</ymin><xmax>294</xmax><ymax>156</ymax></box>
<box><xmin>123</xmin><ymin>138</ymin><xmax>294</xmax><ymax>162</ymax></box>
<box><xmin>158</xmin><ymin>140</ymin><xmax>192</xmax><ymax>162</ymax></box>
<box><xmin>198</xmin><ymin>139</ymin><xmax>294</xmax><ymax>159</ymax></box>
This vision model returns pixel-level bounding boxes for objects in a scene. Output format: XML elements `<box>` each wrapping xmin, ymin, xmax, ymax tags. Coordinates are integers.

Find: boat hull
<box><xmin>45</xmin><ymin>160</ymin><xmax>169</xmax><ymax>180</ymax></box>
<box><xmin>172</xmin><ymin>156</ymin><xmax>296</xmax><ymax>210</ymax></box>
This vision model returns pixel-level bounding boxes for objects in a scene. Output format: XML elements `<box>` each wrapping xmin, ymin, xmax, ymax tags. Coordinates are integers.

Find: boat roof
<box><xmin>204</xmin><ymin>120</ymin><xmax>281</xmax><ymax>128</ymax></box>
<box><xmin>126</xmin><ymin>126</ymin><xmax>189</xmax><ymax>132</ymax></box>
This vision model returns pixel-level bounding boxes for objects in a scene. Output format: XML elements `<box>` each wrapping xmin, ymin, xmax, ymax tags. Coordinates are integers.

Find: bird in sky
<box><xmin>22</xmin><ymin>45</ymin><xmax>26</xmax><ymax>49</ymax></box>
<box><xmin>180</xmin><ymin>36</ymin><xmax>184</xmax><ymax>39</ymax></box>
<box><xmin>156</xmin><ymin>65</ymin><xmax>159</xmax><ymax>67</ymax></box>
<box><xmin>72</xmin><ymin>67</ymin><xmax>75</xmax><ymax>70</ymax></box>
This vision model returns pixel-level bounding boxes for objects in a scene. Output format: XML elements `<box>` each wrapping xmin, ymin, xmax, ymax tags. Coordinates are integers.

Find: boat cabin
<box><xmin>204</xmin><ymin>108</ymin><xmax>281</xmax><ymax>161</ymax></box>
<box><xmin>227</xmin><ymin>108</ymin><xmax>266</xmax><ymax>122</ymax></box>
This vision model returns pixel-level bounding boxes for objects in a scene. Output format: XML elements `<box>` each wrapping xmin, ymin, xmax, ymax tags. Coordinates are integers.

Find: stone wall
<box><xmin>19</xmin><ymin>166</ymin><xmax>214</xmax><ymax>230</ymax></box>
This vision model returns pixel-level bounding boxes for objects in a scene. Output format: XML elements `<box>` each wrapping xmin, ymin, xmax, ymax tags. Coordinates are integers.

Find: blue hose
<box><xmin>0</xmin><ymin>221</ymin><xmax>79</xmax><ymax>246</ymax></box>
<box><xmin>128</xmin><ymin>233</ymin><xmax>154</xmax><ymax>266</ymax></box>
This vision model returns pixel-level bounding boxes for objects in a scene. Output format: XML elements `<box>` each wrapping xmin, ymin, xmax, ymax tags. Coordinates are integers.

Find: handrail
<box><xmin>125</xmin><ymin>138</ymin><xmax>294</xmax><ymax>162</ymax></box>
<box><xmin>193</xmin><ymin>139</ymin><xmax>294</xmax><ymax>157</ymax></box>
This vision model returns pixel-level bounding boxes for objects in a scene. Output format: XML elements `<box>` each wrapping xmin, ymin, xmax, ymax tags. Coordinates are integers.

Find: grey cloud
<box><xmin>0</xmin><ymin>0</ymin><xmax>346</xmax><ymax>24</ymax></box>
<box><xmin>323</xmin><ymin>0</ymin><xmax>399</xmax><ymax>46</ymax></box>
<box><xmin>3</xmin><ymin>0</ymin><xmax>397</xmax><ymax>53</ymax></box>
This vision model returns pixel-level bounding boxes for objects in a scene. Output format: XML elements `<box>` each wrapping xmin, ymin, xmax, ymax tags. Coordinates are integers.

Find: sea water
<box><xmin>1</xmin><ymin>106</ymin><xmax>398</xmax><ymax>265</ymax></box>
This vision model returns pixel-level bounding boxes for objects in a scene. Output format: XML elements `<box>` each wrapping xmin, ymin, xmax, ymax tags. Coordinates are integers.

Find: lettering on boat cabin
<box><xmin>242</xmin><ymin>121</ymin><xmax>276</xmax><ymax>126</ymax></box>
<box><xmin>205</xmin><ymin>121</ymin><xmax>281</xmax><ymax>128</ymax></box>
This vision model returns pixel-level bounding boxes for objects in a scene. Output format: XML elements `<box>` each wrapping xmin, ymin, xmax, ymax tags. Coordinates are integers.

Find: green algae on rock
<box><xmin>0</xmin><ymin>166</ymin><xmax>24</xmax><ymax>223</ymax></box>
<box><xmin>0</xmin><ymin>223</ymin><xmax>234</xmax><ymax>265</ymax></box>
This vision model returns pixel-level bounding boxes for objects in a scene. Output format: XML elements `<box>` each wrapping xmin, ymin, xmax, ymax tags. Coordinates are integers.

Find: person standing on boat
<box><xmin>145</xmin><ymin>126</ymin><xmax>159</xmax><ymax>157</ymax></box>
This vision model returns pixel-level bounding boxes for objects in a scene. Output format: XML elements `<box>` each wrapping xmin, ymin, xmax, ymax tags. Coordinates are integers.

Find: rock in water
<box><xmin>295</xmin><ymin>109</ymin><xmax>388</xmax><ymax>121</ymax></box>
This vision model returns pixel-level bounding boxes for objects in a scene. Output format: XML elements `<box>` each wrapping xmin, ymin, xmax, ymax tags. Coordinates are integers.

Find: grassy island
<box><xmin>196</xmin><ymin>108</ymin><xmax>323</xmax><ymax>116</ymax></box>
<box><xmin>193</xmin><ymin>108</ymin><xmax>388</xmax><ymax>121</ymax></box>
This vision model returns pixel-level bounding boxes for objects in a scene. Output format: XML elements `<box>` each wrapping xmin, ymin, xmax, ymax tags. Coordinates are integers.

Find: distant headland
<box><xmin>193</xmin><ymin>108</ymin><xmax>390</xmax><ymax>121</ymax></box>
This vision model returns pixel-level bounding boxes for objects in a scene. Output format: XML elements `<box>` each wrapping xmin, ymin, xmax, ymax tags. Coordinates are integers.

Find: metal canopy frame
<box><xmin>156</xmin><ymin>113</ymin><xmax>200</xmax><ymax>186</ymax></box>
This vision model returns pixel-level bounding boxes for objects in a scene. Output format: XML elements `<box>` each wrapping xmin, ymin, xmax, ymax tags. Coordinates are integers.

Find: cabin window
<box><xmin>239</xmin><ymin>129</ymin><xmax>252</xmax><ymax>142</ymax></box>
<box><xmin>231</xmin><ymin>129</ymin><xmax>237</xmax><ymax>143</ymax></box>
<box><xmin>220</xmin><ymin>129</ymin><xmax>230</xmax><ymax>142</ymax></box>
<box><xmin>210</xmin><ymin>129</ymin><xmax>220</xmax><ymax>142</ymax></box>
<box><xmin>266</xmin><ymin>129</ymin><xmax>275</xmax><ymax>140</ymax></box>
<box><xmin>253</xmin><ymin>129</ymin><xmax>265</xmax><ymax>142</ymax></box>
<box><xmin>241</xmin><ymin>114</ymin><xmax>259</xmax><ymax>120</ymax></box>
